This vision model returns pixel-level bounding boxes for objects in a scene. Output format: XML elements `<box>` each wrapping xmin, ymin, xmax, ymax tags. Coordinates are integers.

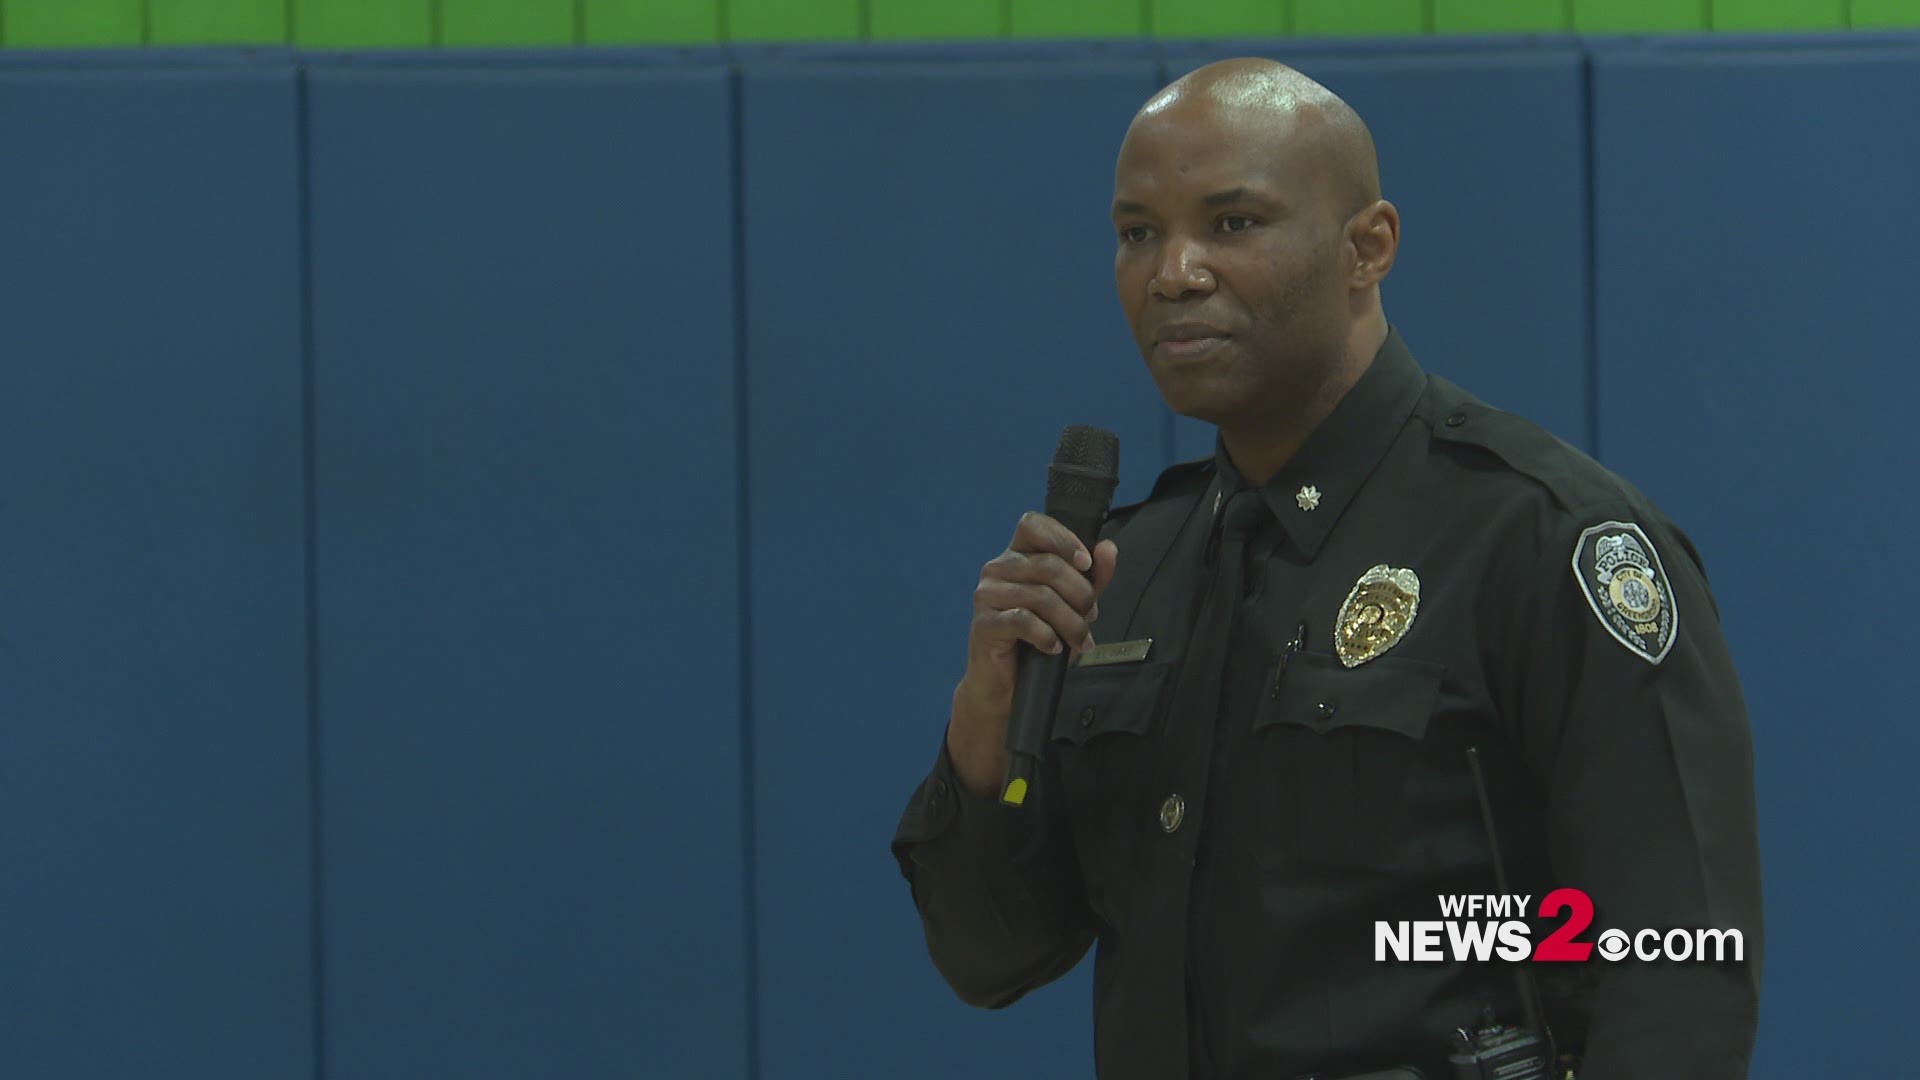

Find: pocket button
<box><xmin>1158</xmin><ymin>794</ymin><xmax>1186</xmax><ymax>833</ymax></box>
<box><xmin>1079</xmin><ymin>706</ymin><xmax>1096</xmax><ymax>728</ymax></box>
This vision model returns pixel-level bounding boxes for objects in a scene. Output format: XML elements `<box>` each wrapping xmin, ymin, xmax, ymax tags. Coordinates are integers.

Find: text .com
<box><xmin>1374</xmin><ymin>888</ymin><xmax>1745</xmax><ymax>963</ymax></box>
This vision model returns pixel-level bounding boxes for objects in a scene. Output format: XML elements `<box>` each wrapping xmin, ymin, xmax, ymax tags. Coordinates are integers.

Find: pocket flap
<box><xmin>1258</xmin><ymin>650</ymin><xmax>1443</xmax><ymax>740</ymax></box>
<box><xmin>1049</xmin><ymin>660</ymin><xmax>1175</xmax><ymax>746</ymax></box>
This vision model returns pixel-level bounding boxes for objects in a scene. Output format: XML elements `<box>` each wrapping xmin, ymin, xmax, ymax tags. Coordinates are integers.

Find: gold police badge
<box><xmin>1335</xmin><ymin>564</ymin><xmax>1420</xmax><ymax>668</ymax></box>
<box><xmin>1573</xmin><ymin>521</ymin><xmax>1678</xmax><ymax>664</ymax></box>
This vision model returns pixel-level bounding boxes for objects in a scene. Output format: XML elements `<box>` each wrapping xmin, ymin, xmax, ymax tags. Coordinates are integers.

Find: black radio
<box><xmin>1448</xmin><ymin>1005</ymin><xmax>1553</xmax><ymax>1080</ymax></box>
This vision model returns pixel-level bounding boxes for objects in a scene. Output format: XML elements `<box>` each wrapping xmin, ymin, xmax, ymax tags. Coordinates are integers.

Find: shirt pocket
<box><xmin>1251</xmin><ymin>650</ymin><xmax>1445</xmax><ymax>871</ymax></box>
<box><xmin>1048</xmin><ymin>659</ymin><xmax>1177</xmax><ymax>928</ymax></box>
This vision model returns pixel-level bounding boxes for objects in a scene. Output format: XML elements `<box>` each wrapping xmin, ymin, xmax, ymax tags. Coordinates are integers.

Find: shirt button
<box><xmin>1159</xmin><ymin>794</ymin><xmax>1186</xmax><ymax>834</ymax></box>
<box><xmin>1079</xmin><ymin>706</ymin><xmax>1096</xmax><ymax>728</ymax></box>
<box><xmin>1446</xmin><ymin>412</ymin><xmax>1468</xmax><ymax>427</ymax></box>
<box><xmin>1315</xmin><ymin>701</ymin><xmax>1338</xmax><ymax>722</ymax></box>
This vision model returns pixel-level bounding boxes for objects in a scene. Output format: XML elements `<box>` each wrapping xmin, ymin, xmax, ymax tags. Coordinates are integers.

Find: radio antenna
<box><xmin>1465</xmin><ymin>746</ymin><xmax>1552</xmax><ymax>1053</ymax></box>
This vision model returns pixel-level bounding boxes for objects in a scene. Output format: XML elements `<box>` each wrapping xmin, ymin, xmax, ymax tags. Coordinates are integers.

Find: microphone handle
<box><xmin>1000</xmin><ymin>491</ymin><xmax>1107</xmax><ymax>806</ymax></box>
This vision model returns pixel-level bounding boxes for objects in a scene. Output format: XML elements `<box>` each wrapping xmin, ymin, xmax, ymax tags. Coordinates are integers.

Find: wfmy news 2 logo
<box><xmin>1375</xmin><ymin>888</ymin><xmax>1745</xmax><ymax>963</ymax></box>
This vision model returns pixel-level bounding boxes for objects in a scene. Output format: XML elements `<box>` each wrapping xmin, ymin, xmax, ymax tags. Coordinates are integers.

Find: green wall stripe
<box><xmin>295</xmin><ymin>0</ymin><xmax>434</xmax><ymax>47</ymax></box>
<box><xmin>870</xmin><ymin>0</ymin><xmax>1006</xmax><ymax>38</ymax></box>
<box><xmin>1011</xmin><ymin>0</ymin><xmax>1146</xmax><ymax>37</ymax></box>
<box><xmin>1852</xmin><ymin>0</ymin><xmax>1920</xmax><ymax>26</ymax></box>
<box><xmin>584</xmin><ymin>0</ymin><xmax>720</xmax><ymax>43</ymax></box>
<box><xmin>727</xmin><ymin>0</ymin><xmax>863</xmax><ymax>40</ymax></box>
<box><xmin>3</xmin><ymin>0</ymin><xmax>145</xmax><ymax>46</ymax></box>
<box><xmin>1574</xmin><ymin>0</ymin><xmax>1709</xmax><ymax>31</ymax></box>
<box><xmin>1294</xmin><ymin>0</ymin><xmax>1427</xmax><ymax>34</ymax></box>
<box><xmin>440</xmin><ymin>0</ymin><xmax>578</xmax><ymax>45</ymax></box>
<box><xmin>0</xmin><ymin>0</ymin><xmax>1915</xmax><ymax>49</ymax></box>
<box><xmin>1434</xmin><ymin>0</ymin><xmax>1569</xmax><ymax>32</ymax></box>
<box><xmin>150</xmin><ymin>0</ymin><xmax>288</xmax><ymax>44</ymax></box>
<box><xmin>1149</xmin><ymin>0</ymin><xmax>1288</xmax><ymax>37</ymax></box>
<box><xmin>1713</xmin><ymin>0</ymin><xmax>1847</xmax><ymax>29</ymax></box>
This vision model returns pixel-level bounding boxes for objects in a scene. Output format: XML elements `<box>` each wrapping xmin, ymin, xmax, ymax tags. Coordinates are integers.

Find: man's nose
<box><xmin>1149</xmin><ymin>237</ymin><xmax>1215</xmax><ymax>301</ymax></box>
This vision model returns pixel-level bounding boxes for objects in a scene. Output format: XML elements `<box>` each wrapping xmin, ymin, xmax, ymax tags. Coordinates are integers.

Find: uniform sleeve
<box><xmin>890</xmin><ymin>736</ymin><xmax>1096</xmax><ymax>1008</ymax></box>
<box><xmin>1499</xmin><ymin>501</ymin><xmax>1763</xmax><ymax>1079</ymax></box>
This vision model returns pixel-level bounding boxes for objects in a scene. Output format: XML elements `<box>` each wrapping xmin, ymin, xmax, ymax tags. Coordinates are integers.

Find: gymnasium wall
<box><xmin>0</xmin><ymin>32</ymin><xmax>1912</xmax><ymax>1080</ymax></box>
<box><xmin>0</xmin><ymin>0</ymin><xmax>1917</xmax><ymax>46</ymax></box>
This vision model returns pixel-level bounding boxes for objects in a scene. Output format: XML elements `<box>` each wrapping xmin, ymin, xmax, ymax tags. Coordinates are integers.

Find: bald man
<box><xmin>892</xmin><ymin>59</ymin><xmax>1762</xmax><ymax>1080</ymax></box>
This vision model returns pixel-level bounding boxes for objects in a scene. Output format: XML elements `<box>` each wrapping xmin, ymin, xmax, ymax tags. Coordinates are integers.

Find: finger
<box><xmin>973</xmin><ymin>580</ymin><xmax>1092</xmax><ymax>650</ymax></box>
<box><xmin>977</xmin><ymin>606</ymin><xmax>1063</xmax><ymax>655</ymax></box>
<box><xmin>982</xmin><ymin>551</ymin><xmax>1096</xmax><ymax>613</ymax></box>
<box><xmin>1090</xmin><ymin>539</ymin><xmax>1120</xmax><ymax>597</ymax></box>
<box><xmin>1011</xmin><ymin>511</ymin><xmax>1089</xmax><ymax>569</ymax></box>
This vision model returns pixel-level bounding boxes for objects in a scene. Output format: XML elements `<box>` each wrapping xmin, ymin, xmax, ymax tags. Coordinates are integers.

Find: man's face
<box><xmin>1112</xmin><ymin>104</ymin><xmax>1352</xmax><ymax>426</ymax></box>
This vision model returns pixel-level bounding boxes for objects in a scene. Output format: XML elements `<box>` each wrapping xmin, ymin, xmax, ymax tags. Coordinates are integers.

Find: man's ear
<box><xmin>1349</xmin><ymin>199</ymin><xmax>1400</xmax><ymax>288</ymax></box>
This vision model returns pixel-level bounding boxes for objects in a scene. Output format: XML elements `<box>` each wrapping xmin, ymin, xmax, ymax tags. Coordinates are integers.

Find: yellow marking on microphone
<box><xmin>1001</xmin><ymin>778</ymin><xmax>1029</xmax><ymax>805</ymax></box>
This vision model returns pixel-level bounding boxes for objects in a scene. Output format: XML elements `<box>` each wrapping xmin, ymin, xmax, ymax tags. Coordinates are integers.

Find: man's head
<box><xmin>1112</xmin><ymin>58</ymin><xmax>1399</xmax><ymax>432</ymax></box>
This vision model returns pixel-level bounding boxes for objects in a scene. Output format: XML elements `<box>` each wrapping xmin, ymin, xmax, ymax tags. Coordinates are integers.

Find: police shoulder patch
<box><xmin>1571</xmin><ymin>520</ymin><xmax>1678</xmax><ymax>665</ymax></box>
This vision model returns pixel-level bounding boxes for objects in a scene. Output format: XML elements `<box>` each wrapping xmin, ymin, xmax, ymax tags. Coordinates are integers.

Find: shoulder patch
<box><xmin>1572</xmin><ymin>521</ymin><xmax>1678</xmax><ymax>664</ymax></box>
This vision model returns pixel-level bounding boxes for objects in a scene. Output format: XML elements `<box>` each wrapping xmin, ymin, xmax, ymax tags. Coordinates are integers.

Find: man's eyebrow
<box><xmin>1203</xmin><ymin>187</ymin><xmax>1279</xmax><ymax>209</ymax></box>
<box><xmin>1111</xmin><ymin>189</ymin><xmax>1283</xmax><ymax>217</ymax></box>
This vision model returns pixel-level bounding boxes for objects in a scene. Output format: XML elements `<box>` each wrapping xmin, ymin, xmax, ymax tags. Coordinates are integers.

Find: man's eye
<box><xmin>1118</xmin><ymin>225</ymin><xmax>1153</xmax><ymax>243</ymax></box>
<box><xmin>1219</xmin><ymin>215</ymin><xmax>1256</xmax><ymax>233</ymax></box>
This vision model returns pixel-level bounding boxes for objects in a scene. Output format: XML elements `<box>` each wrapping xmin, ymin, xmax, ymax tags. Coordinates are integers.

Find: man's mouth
<box><xmin>1157</xmin><ymin>321</ymin><xmax>1227</xmax><ymax>342</ymax></box>
<box><xmin>1155</xmin><ymin>323</ymin><xmax>1231</xmax><ymax>358</ymax></box>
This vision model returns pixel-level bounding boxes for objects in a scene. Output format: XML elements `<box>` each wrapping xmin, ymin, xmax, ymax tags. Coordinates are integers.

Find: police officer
<box><xmin>891</xmin><ymin>58</ymin><xmax>1762</xmax><ymax>1079</ymax></box>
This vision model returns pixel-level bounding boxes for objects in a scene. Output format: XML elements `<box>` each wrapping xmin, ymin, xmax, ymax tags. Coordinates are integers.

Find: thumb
<box><xmin>1089</xmin><ymin>539</ymin><xmax>1120</xmax><ymax>597</ymax></box>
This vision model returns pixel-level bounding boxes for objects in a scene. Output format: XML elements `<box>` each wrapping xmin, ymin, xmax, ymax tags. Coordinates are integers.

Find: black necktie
<box><xmin>1190</xmin><ymin>489</ymin><xmax>1272</xmax><ymax>716</ymax></box>
<box><xmin>1146</xmin><ymin>487</ymin><xmax>1272</xmax><ymax>1080</ymax></box>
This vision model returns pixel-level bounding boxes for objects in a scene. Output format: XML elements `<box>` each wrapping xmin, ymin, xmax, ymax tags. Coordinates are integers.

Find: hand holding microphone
<box><xmin>945</xmin><ymin>427</ymin><xmax>1120</xmax><ymax>804</ymax></box>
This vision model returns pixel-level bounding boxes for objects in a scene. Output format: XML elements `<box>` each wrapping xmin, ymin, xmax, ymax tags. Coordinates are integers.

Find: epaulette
<box><xmin>1105</xmin><ymin>455</ymin><xmax>1214</xmax><ymax>530</ymax></box>
<box><xmin>1422</xmin><ymin>378</ymin><xmax>1632</xmax><ymax>517</ymax></box>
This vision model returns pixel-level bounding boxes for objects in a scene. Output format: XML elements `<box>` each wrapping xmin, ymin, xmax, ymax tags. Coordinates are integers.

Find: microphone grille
<box><xmin>1051</xmin><ymin>424</ymin><xmax>1119</xmax><ymax>480</ymax></box>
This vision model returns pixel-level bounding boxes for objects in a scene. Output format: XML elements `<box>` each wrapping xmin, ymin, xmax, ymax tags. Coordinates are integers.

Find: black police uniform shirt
<box><xmin>890</xmin><ymin>329</ymin><xmax>1764</xmax><ymax>1080</ymax></box>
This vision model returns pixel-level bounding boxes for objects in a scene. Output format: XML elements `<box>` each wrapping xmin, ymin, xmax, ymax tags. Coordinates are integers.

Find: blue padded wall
<box><xmin>4</xmin><ymin>35</ymin><xmax>1917</xmax><ymax>1080</ymax></box>
<box><xmin>0</xmin><ymin>67</ymin><xmax>313</xmax><ymax>1078</ymax></box>
<box><xmin>1591</xmin><ymin>45</ymin><xmax>1920</xmax><ymax>1078</ymax></box>
<box><xmin>741</xmin><ymin>60</ymin><xmax>1166</xmax><ymax>1080</ymax></box>
<box><xmin>305</xmin><ymin>65</ymin><xmax>747</xmax><ymax>1078</ymax></box>
<box><xmin>1160</xmin><ymin>47</ymin><xmax>1593</xmax><ymax>460</ymax></box>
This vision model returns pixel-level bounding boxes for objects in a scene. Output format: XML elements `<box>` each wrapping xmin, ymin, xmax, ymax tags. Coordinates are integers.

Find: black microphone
<box><xmin>1001</xmin><ymin>425</ymin><xmax>1120</xmax><ymax>807</ymax></box>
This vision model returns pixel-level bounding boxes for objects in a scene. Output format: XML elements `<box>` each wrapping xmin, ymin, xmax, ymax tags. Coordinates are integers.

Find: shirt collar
<box><xmin>1210</xmin><ymin>327</ymin><xmax>1426</xmax><ymax>560</ymax></box>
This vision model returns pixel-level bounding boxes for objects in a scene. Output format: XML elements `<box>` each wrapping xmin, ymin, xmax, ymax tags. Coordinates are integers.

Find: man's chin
<box><xmin>1147</xmin><ymin>372</ymin><xmax>1242</xmax><ymax>430</ymax></box>
<box><xmin>1145</xmin><ymin>352</ymin><xmax>1250</xmax><ymax>419</ymax></box>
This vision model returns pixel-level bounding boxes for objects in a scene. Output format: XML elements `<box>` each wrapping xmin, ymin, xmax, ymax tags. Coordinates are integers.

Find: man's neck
<box><xmin>1218</xmin><ymin>318</ymin><xmax>1388</xmax><ymax>487</ymax></box>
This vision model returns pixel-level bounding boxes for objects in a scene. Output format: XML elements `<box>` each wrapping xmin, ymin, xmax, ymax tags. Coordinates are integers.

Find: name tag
<box><xmin>1073</xmin><ymin>638</ymin><xmax>1153</xmax><ymax>667</ymax></box>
